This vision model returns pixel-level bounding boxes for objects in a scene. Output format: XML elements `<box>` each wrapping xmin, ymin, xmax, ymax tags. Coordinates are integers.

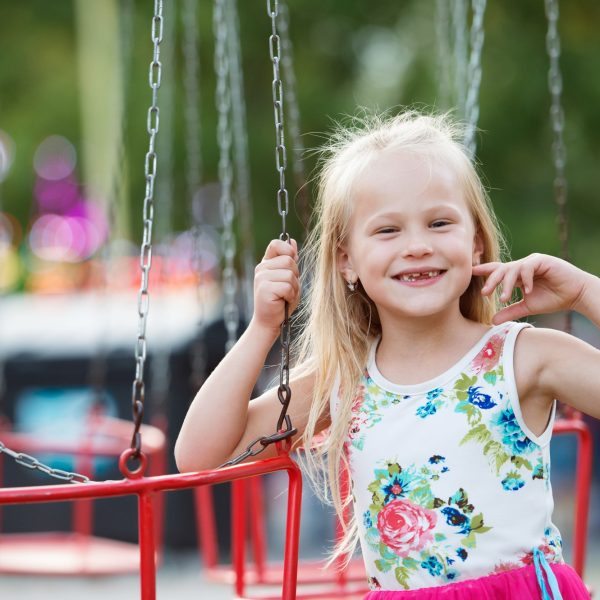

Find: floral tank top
<box><xmin>330</xmin><ymin>321</ymin><xmax>563</xmax><ymax>591</ymax></box>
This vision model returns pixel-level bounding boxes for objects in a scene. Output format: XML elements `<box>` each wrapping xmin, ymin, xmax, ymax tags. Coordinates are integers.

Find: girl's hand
<box><xmin>472</xmin><ymin>253</ymin><xmax>589</xmax><ymax>324</ymax></box>
<box><xmin>252</xmin><ymin>238</ymin><xmax>300</xmax><ymax>334</ymax></box>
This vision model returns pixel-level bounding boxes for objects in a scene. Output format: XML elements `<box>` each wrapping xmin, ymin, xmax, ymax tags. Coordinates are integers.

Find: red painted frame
<box><xmin>553</xmin><ymin>416</ymin><xmax>593</xmax><ymax>577</ymax></box>
<box><xmin>0</xmin><ymin>455</ymin><xmax>303</xmax><ymax>600</ymax></box>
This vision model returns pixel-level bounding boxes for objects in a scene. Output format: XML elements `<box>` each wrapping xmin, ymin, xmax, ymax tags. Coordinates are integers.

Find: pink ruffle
<box><xmin>363</xmin><ymin>563</ymin><xmax>590</xmax><ymax>599</ymax></box>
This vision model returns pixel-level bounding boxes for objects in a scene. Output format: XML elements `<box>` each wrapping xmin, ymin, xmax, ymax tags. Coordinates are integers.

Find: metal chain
<box><xmin>182</xmin><ymin>0</ymin><xmax>203</xmax><ymax>209</ymax></box>
<box><xmin>0</xmin><ymin>441</ymin><xmax>90</xmax><ymax>484</ymax></box>
<box><xmin>182</xmin><ymin>0</ymin><xmax>208</xmax><ymax>390</ymax></box>
<box><xmin>151</xmin><ymin>0</ymin><xmax>175</xmax><ymax>417</ymax></box>
<box><xmin>130</xmin><ymin>0</ymin><xmax>163</xmax><ymax>459</ymax></box>
<box><xmin>214</xmin><ymin>0</ymin><xmax>239</xmax><ymax>353</ymax></box>
<box><xmin>220</xmin><ymin>0</ymin><xmax>297</xmax><ymax>468</ymax></box>
<box><xmin>267</xmin><ymin>0</ymin><xmax>295</xmax><ymax>440</ymax></box>
<box><xmin>226</xmin><ymin>0</ymin><xmax>256</xmax><ymax>321</ymax></box>
<box><xmin>463</xmin><ymin>0</ymin><xmax>487</xmax><ymax>159</ymax></box>
<box><xmin>544</xmin><ymin>0</ymin><xmax>571</xmax><ymax>334</ymax></box>
<box><xmin>435</xmin><ymin>0</ymin><xmax>453</xmax><ymax>111</ymax></box>
<box><xmin>452</xmin><ymin>0</ymin><xmax>469</xmax><ymax>116</ymax></box>
<box><xmin>269</xmin><ymin>0</ymin><xmax>289</xmax><ymax>241</ymax></box>
<box><xmin>279</xmin><ymin>0</ymin><xmax>309</xmax><ymax>237</ymax></box>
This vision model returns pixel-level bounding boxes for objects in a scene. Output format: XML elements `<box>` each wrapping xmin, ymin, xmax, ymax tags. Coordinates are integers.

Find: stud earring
<box><xmin>347</xmin><ymin>280</ymin><xmax>356</xmax><ymax>292</ymax></box>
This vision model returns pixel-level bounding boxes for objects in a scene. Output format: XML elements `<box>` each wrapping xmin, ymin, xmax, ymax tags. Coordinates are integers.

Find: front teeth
<box><xmin>399</xmin><ymin>270</ymin><xmax>441</xmax><ymax>281</ymax></box>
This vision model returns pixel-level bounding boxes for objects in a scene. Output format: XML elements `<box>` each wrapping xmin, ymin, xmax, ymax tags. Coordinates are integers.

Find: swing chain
<box><xmin>214</xmin><ymin>0</ymin><xmax>240</xmax><ymax>353</ymax></box>
<box><xmin>268</xmin><ymin>0</ymin><xmax>295</xmax><ymax>443</ymax></box>
<box><xmin>544</xmin><ymin>0</ymin><xmax>569</xmax><ymax>256</ymax></box>
<box><xmin>544</xmin><ymin>0</ymin><xmax>571</xmax><ymax>336</ymax></box>
<box><xmin>219</xmin><ymin>0</ymin><xmax>297</xmax><ymax>469</ymax></box>
<box><xmin>0</xmin><ymin>441</ymin><xmax>90</xmax><ymax>484</ymax></box>
<box><xmin>278</xmin><ymin>1</ymin><xmax>309</xmax><ymax>235</ymax></box>
<box><xmin>464</xmin><ymin>0</ymin><xmax>487</xmax><ymax>159</ymax></box>
<box><xmin>130</xmin><ymin>0</ymin><xmax>163</xmax><ymax>460</ymax></box>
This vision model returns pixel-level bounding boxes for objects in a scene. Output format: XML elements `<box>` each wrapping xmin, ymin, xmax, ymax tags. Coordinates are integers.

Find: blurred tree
<box><xmin>0</xmin><ymin>0</ymin><xmax>598</xmax><ymax>276</ymax></box>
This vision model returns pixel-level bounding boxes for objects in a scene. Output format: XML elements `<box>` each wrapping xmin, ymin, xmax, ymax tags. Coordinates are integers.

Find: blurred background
<box><xmin>0</xmin><ymin>0</ymin><xmax>598</xmax><ymax>597</ymax></box>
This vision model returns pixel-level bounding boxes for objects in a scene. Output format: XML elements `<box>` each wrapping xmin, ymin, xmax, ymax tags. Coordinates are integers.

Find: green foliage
<box><xmin>1</xmin><ymin>0</ymin><xmax>599</xmax><ymax>276</ymax></box>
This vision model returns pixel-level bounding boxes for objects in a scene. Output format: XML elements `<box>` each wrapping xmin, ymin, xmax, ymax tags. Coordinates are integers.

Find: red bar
<box><xmin>250</xmin><ymin>476</ymin><xmax>267</xmax><ymax>582</ymax></box>
<box><xmin>0</xmin><ymin>455</ymin><xmax>303</xmax><ymax>600</ymax></box>
<box><xmin>233</xmin><ymin>479</ymin><xmax>247</xmax><ymax>597</ymax></box>
<box><xmin>282</xmin><ymin>462</ymin><xmax>302</xmax><ymax>600</ymax></box>
<box><xmin>195</xmin><ymin>485</ymin><xmax>219</xmax><ymax>569</ymax></box>
<box><xmin>139</xmin><ymin>491</ymin><xmax>157</xmax><ymax>600</ymax></box>
<box><xmin>0</xmin><ymin>455</ymin><xmax>300</xmax><ymax>505</ymax></box>
<box><xmin>553</xmin><ymin>418</ymin><xmax>593</xmax><ymax>577</ymax></box>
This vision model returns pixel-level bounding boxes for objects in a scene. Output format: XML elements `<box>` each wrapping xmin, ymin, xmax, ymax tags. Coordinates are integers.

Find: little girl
<box><xmin>175</xmin><ymin>111</ymin><xmax>598</xmax><ymax>598</ymax></box>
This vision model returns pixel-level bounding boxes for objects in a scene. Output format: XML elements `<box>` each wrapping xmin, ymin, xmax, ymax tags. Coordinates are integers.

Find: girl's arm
<box><xmin>175</xmin><ymin>239</ymin><xmax>318</xmax><ymax>472</ymax></box>
<box><xmin>473</xmin><ymin>254</ymin><xmax>600</xmax><ymax>419</ymax></box>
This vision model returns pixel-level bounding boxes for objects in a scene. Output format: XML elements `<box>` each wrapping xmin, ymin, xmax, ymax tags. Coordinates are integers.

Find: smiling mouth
<box><xmin>394</xmin><ymin>270</ymin><xmax>446</xmax><ymax>282</ymax></box>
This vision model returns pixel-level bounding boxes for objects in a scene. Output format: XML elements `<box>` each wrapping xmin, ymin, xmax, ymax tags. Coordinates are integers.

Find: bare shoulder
<box><xmin>513</xmin><ymin>325</ymin><xmax>600</xmax><ymax>425</ymax></box>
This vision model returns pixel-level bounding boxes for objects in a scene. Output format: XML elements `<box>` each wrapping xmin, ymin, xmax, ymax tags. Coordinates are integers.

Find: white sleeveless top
<box><xmin>330</xmin><ymin>321</ymin><xmax>563</xmax><ymax>591</ymax></box>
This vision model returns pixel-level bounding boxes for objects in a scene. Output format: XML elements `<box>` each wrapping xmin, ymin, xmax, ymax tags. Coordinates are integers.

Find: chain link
<box><xmin>463</xmin><ymin>0</ymin><xmax>487</xmax><ymax>159</ymax></box>
<box><xmin>215</xmin><ymin>0</ymin><xmax>297</xmax><ymax>470</ymax></box>
<box><xmin>278</xmin><ymin>0</ymin><xmax>309</xmax><ymax>235</ymax></box>
<box><xmin>435</xmin><ymin>0</ymin><xmax>452</xmax><ymax>110</ymax></box>
<box><xmin>0</xmin><ymin>441</ymin><xmax>90</xmax><ymax>484</ymax></box>
<box><xmin>182</xmin><ymin>0</ymin><xmax>208</xmax><ymax>391</ymax></box>
<box><xmin>544</xmin><ymin>0</ymin><xmax>571</xmax><ymax>334</ymax></box>
<box><xmin>182</xmin><ymin>0</ymin><xmax>203</xmax><ymax>212</ymax></box>
<box><xmin>214</xmin><ymin>0</ymin><xmax>240</xmax><ymax>353</ymax></box>
<box><xmin>452</xmin><ymin>0</ymin><xmax>469</xmax><ymax>116</ymax></box>
<box><xmin>226</xmin><ymin>0</ymin><xmax>256</xmax><ymax>321</ymax></box>
<box><xmin>151</xmin><ymin>0</ymin><xmax>176</xmax><ymax>417</ymax></box>
<box><xmin>130</xmin><ymin>0</ymin><xmax>163</xmax><ymax>459</ymax></box>
<box><xmin>268</xmin><ymin>0</ymin><xmax>295</xmax><ymax>444</ymax></box>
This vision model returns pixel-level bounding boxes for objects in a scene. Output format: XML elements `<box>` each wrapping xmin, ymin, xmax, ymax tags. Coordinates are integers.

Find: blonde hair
<box><xmin>293</xmin><ymin>109</ymin><xmax>505</xmax><ymax>566</ymax></box>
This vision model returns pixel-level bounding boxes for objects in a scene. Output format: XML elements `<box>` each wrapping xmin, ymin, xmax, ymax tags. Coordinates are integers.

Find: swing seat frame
<box><xmin>0</xmin><ymin>416</ymin><xmax>167</xmax><ymax>577</ymax></box>
<box><xmin>0</xmin><ymin>454</ymin><xmax>303</xmax><ymax>600</ymax></box>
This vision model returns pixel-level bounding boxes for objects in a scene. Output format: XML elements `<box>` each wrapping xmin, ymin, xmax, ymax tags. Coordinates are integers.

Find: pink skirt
<box><xmin>363</xmin><ymin>563</ymin><xmax>590</xmax><ymax>599</ymax></box>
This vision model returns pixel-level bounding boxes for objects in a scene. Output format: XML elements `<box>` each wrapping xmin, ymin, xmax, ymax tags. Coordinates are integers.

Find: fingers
<box><xmin>498</xmin><ymin>266</ymin><xmax>520</xmax><ymax>303</ymax></box>
<box><xmin>475</xmin><ymin>259</ymin><xmax>533</xmax><ymax>301</ymax></box>
<box><xmin>263</xmin><ymin>238</ymin><xmax>298</xmax><ymax>261</ymax></box>
<box><xmin>255</xmin><ymin>267</ymin><xmax>300</xmax><ymax>294</ymax></box>
<box><xmin>254</xmin><ymin>239</ymin><xmax>301</xmax><ymax>329</ymax></box>
<box><xmin>491</xmin><ymin>299</ymin><xmax>530</xmax><ymax>325</ymax></box>
<box><xmin>256</xmin><ymin>254</ymin><xmax>300</xmax><ymax>278</ymax></box>
<box><xmin>476</xmin><ymin>263</ymin><xmax>506</xmax><ymax>297</ymax></box>
<box><xmin>520</xmin><ymin>261</ymin><xmax>535</xmax><ymax>295</ymax></box>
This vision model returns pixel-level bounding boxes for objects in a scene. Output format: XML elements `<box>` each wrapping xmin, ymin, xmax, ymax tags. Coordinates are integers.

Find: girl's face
<box><xmin>337</xmin><ymin>149</ymin><xmax>483</xmax><ymax>325</ymax></box>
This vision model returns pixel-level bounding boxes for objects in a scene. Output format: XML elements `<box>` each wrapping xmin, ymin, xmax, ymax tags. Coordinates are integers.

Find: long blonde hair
<box><xmin>293</xmin><ymin>109</ymin><xmax>505</xmax><ymax>565</ymax></box>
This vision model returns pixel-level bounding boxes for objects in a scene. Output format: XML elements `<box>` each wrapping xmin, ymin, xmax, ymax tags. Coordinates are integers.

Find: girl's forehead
<box><xmin>352</xmin><ymin>149</ymin><xmax>465</xmax><ymax>208</ymax></box>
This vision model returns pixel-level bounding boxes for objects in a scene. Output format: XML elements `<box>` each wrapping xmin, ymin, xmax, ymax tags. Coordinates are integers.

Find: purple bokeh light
<box><xmin>34</xmin><ymin>176</ymin><xmax>79</xmax><ymax>213</ymax></box>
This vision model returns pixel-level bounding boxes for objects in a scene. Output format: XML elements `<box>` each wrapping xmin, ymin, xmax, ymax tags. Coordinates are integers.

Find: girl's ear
<box><xmin>337</xmin><ymin>244</ymin><xmax>356</xmax><ymax>281</ymax></box>
<box><xmin>472</xmin><ymin>229</ymin><xmax>484</xmax><ymax>265</ymax></box>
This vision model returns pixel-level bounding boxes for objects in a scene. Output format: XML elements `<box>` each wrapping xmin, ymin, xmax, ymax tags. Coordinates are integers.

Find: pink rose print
<box><xmin>471</xmin><ymin>334</ymin><xmax>503</xmax><ymax>374</ymax></box>
<box><xmin>376</xmin><ymin>498</ymin><xmax>437</xmax><ymax>557</ymax></box>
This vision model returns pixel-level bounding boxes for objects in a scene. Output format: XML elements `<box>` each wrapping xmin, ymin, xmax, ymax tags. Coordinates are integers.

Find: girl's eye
<box><xmin>376</xmin><ymin>227</ymin><xmax>397</xmax><ymax>234</ymax></box>
<box><xmin>431</xmin><ymin>220</ymin><xmax>450</xmax><ymax>228</ymax></box>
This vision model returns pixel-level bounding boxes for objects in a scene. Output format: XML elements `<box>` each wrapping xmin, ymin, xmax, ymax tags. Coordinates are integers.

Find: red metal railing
<box><xmin>0</xmin><ymin>416</ymin><xmax>167</xmax><ymax>576</ymax></box>
<box><xmin>553</xmin><ymin>416</ymin><xmax>593</xmax><ymax>577</ymax></box>
<box><xmin>0</xmin><ymin>454</ymin><xmax>303</xmax><ymax>600</ymax></box>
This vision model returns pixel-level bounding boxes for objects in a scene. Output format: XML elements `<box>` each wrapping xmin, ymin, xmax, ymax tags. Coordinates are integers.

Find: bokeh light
<box><xmin>34</xmin><ymin>175</ymin><xmax>79</xmax><ymax>212</ymax></box>
<box><xmin>29</xmin><ymin>214</ymin><xmax>87</xmax><ymax>262</ymax></box>
<box><xmin>33</xmin><ymin>135</ymin><xmax>76</xmax><ymax>181</ymax></box>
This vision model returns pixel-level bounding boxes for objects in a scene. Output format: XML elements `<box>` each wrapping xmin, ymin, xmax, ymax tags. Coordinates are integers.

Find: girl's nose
<box><xmin>400</xmin><ymin>236</ymin><xmax>433</xmax><ymax>258</ymax></box>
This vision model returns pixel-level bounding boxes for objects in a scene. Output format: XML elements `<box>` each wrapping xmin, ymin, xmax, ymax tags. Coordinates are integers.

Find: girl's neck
<box><xmin>376</xmin><ymin>311</ymin><xmax>491</xmax><ymax>385</ymax></box>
